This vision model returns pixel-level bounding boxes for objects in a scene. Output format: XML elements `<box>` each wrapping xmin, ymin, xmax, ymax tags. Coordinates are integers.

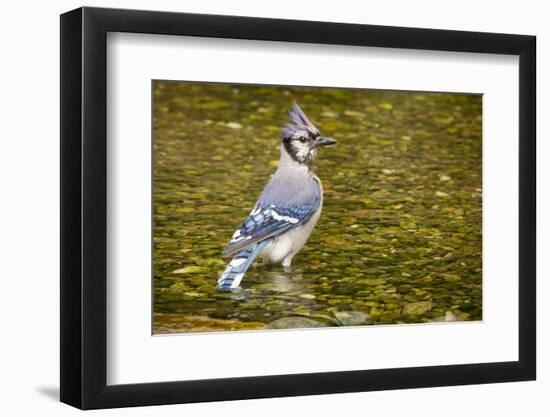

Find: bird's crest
<box><xmin>282</xmin><ymin>102</ymin><xmax>320</xmax><ymax>141</ymax></box>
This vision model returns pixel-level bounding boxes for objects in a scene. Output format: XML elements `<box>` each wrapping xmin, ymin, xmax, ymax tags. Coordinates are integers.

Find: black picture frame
<box><xmin>60</xmin><ymin>6</ymin><xmax>536</xmax><ymax>410</ymax></box>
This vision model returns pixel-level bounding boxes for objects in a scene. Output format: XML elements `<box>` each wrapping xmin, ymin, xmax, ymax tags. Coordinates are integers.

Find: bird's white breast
<box><xmin>260</xmin><ymin>175</ymin><xmax>323</xmax><ymax>264</ymax></box>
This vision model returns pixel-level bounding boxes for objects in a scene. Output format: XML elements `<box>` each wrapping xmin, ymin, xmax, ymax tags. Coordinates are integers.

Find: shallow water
<box><xmin>153</xmin><ymin>81</ymin><xmax>482</xmax><ymax>333</ymax></box>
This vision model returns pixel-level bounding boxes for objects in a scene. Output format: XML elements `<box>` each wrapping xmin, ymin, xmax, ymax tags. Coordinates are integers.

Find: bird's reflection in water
<box><xmin>226</xmin><ymin>267</ymin><xmax>307</xmax><ymax>303</ymax></box>
<box><xmin>262</xmin><ymin>270</ymin><xmax>304</xmax><ymax>293</ymax></box>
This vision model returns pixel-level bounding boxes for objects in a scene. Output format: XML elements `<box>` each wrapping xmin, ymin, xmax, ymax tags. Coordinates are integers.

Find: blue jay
<box><xmin>218</xmin><ymin>102</ymin><xmax>337</xmax><ymax>291</ymax></box>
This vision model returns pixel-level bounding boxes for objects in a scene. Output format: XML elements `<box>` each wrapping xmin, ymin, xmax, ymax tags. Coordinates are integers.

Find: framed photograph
<box><xmin>60</xmin><ymin>6</ymin><xmax>536</xmax><ymax>409</ymax></box>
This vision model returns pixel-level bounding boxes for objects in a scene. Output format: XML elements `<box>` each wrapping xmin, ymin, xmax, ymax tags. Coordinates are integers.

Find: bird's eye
<box><xmin>299</xmin><ymin>137</ymin><xmax>307</xmax><ymax>143</ymax></box>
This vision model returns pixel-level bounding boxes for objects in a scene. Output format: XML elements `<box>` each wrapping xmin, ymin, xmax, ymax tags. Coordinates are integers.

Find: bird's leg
<box><xmin>282</xmin><ymin>256</ymin><xmax>293</xmax><ymax>273</ymax></box>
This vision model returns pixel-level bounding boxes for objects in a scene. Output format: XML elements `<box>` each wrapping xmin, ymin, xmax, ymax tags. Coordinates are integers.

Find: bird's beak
<box><xmin>313</xmin><ymin>137</ymin><xmax>337</xmax><ymax>148</ymax></box>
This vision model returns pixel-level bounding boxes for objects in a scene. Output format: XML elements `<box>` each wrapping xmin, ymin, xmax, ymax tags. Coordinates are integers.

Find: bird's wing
<box><xmin>222</xmin><ymin>197</ymin><xmax>320</xmax><ymax>257</ymax></box>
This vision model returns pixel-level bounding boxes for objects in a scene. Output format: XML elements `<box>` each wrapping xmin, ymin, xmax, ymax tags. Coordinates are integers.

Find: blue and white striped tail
<box><xmin>218</xmin><ymin>241</ymin><xmax>267</xmax><ymax>291</ymax></box>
